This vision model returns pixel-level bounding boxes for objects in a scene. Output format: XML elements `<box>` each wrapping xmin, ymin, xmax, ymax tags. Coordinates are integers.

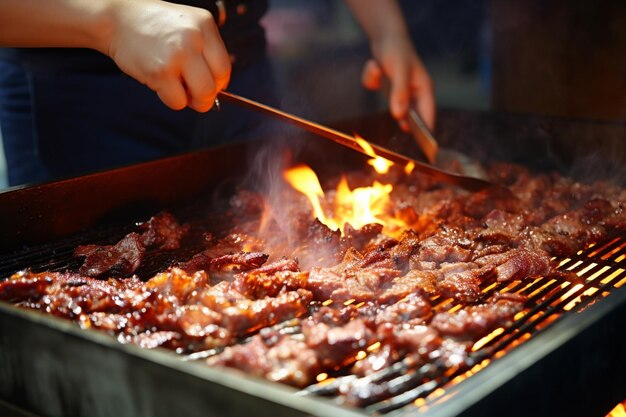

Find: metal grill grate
<box><xmin>1</xmin><ymin>219</ymin><xmax>624</xmax><ymax>415</ymax></box>
<box><xmin>0</xmin><ymin>205</ymin><xmax>235</xmax><ymax>281</ymax></box>
<box><xmin>297</xmin><ymin>235</ymin><xmax>626</xmax><ymax>414</ymax></box>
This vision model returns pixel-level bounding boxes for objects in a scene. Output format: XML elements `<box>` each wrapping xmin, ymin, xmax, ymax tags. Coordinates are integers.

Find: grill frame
<box><xmin>1</xmin><ymin>109</ymin><xmax>625</xmax><ymax>417</ymax></box>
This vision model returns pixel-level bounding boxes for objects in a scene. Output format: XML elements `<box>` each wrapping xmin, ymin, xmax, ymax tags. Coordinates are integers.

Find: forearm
<box><xmin>0</xmin><ymin>0</ymin><xmax>118</xmax><ymax>54</ymax></box>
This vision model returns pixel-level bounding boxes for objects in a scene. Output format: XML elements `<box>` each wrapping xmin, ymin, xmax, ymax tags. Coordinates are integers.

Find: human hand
<box><xmin>361</xmin><ymin>35</ymin><xmax>435</xmax><ymax>131</ymax></box>
<box><xmin>103</xmin><ymin>0</ymin><xmax>231</xmax><ymax>112</ymax></box>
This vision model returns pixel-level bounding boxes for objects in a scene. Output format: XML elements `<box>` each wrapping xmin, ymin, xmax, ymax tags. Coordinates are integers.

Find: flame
<box><xmin>607</xmin><ymin>401</ymin><xmax>626</xmax><ymax>417</ymax></box>
<box><xmin>354</xmin><ymin>135</ymin><xmax>394</xmax><ymax>174</ymax></box>
<box><xmin>283</xmin><ymin>165</ymin><xmax>327</xmax><ymax>222</ymax></box>
<box><xmin>405</xmin><ymin>161</ymin><xmax>415</xmax><ymax>175</ymax></box>
<box><xmin>284</xmin><ymin>164</ymin><xmax>410</xmax><ymax>237</ymax></box>
<box><xmin>283</xmin><ymin>135</ymin><xmax>418</xmax><ymax>237</ymax></box>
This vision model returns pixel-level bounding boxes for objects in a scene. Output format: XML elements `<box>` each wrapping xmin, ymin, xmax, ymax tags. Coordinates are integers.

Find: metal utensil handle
<box><xmin>217</xmin><ymin>91</ymin><xmax>497</xmax><ymax>193</ymax></box>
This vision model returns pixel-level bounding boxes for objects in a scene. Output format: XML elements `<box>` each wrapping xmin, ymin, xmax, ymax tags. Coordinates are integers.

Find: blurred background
<box><xmin>1</xmin><ymin>0</ymin><xmax>625</xmax><ymax>189</ymax></box>
<box><xmin>262</xmin><ymin>0</ymin><xmax>490</xmax><ymax>123</ymax></box>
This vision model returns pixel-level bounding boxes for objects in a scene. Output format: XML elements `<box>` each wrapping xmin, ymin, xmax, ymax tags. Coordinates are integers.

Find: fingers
<box><xmin>182</xmin><ymin>21</ymin><xmax>230</xmax><ymax>112</ymax></box>
<box><xmin>155</xmin><ymin>76</ymin><xmax>188</xmax><ymax>111</ymax></box>
<box><xmin>414</xmin><ymin>80</ymin><xmax>436</xmax><ymax>131</ymax></box>
<box><xmin>181</xmin><ymin>53</ymin><xmax>217</xmax><ymax>112</ymax></box>
<box><xmin>362</xmin><ymin>58</ymin><xmax>431</xmax><ymax>132</ymax></box>
<box><xmin>361</xmin><ymin>59</ymin><xmax>382</xmax><ymax>90</ymax></box>
<box><xmin>159</xmin><ymin>8</ymin><xmax>231</xmax><ymax>113</ymax></box>
<box><xmin>202</xmin><ymin>25</ymin><xmax>231</xmax><ymax>93</ymax></box>
<box><xmin>389</xmin><ymin>63</ymin><xmax>410</xmax><ymax>126</ymax></box>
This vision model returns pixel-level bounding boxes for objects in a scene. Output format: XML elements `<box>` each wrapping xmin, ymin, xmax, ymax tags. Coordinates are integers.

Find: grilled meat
<box><xmin>74</xmin><ymin>211</ymin><xmax>189</xmax><ymax>277</ymax></box>
<box><xmin>1</xmin><ymin>161</ymin><xmax>625</xmax><ymax>392</ymax></box>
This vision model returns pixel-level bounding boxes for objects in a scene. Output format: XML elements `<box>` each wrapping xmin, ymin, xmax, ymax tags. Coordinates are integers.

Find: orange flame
<box><xmin>354</xmin><ymin>135</ymin><xmax>394</xmax><ymax>174</ymax></box>
<box><xmin>284</xmin><ymin>149</ymin><xmax>416</xmax><ymax>237</ymax></box>
<box><xmin>283</xmin><ymin>165</ymin><xmax>327</xmax><ymax>222</ymax></box>
<box><xmin>607</xmin><ymin>401</ymin><xmax>626</xmax><ymax>417</ymax></box>
<box><xmin>283</xmin><ymin>164</ymin><xmax>398</xmax><ymax>234</ymax></box>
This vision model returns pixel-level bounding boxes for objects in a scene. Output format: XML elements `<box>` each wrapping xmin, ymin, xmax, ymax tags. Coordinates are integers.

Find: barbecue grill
<box><xmin>1</xmin><ymin>109</ymin><xmax>625</xmax><ymax>417</ymax></box>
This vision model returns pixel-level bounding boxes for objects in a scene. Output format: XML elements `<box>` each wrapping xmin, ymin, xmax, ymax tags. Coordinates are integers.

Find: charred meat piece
<box><xmin>378</xmin><ymin>270</ymin><xmax>438</xmax><ymax>304</ymax></box>
<box><xmin>375</xmin><ymin>292</ymin><xmax>432</xmax><ymax>324</ymax></box>
<box><xmin>210</xmin><ymin>316</ymin><xmax>375</xmax><ymax>387</ymax></box>
<box><xmin>474</xmin><ymin>248</ymin><xmax>553</xmax><ymax>282</ymax></box>
<box><xmin>207</xmin><ymin>333</ymin><xmax>320</xmax><ymax>387</ymax></box>
<box><xmin>178</xmin><ymin>251</ymin><xmax>269</xmax><ymax>276</ymax></box>
<box><xmin>346</xmin><ymin>323</ymin><xmax>444</xmax><ymax>405</ymax></box>
<box><xmin>74</xmin><ymin>232</ymin><xmax>145</xmax><ymax>277</ymax></box>
<box><xmin>232</xmin><ymin>258</ymin><xmax>307</xmax><ymax>298</ymax></box>
<box><xmin>292</xmin><ymin>219</ymin><xmax>344</xmax><ymax>269</ymax></box>
<box><xmin>145</xmin><ymin>267</ymin><xmax>209</xmax><ymax>303</ymax></box>
<box><xmin>430</xmin><ymin>299</ymin><xmax>524</xmax><ymax>340</ymax></box>
<box><xmin>307</xmin><ymin>249</ymin><xmax>401</xmax><ymax>303</ymax></box>
<box><xmin>193</xmin><ymin>280</ymin><xmax>313</xmax><ymax>335</ymax></box>
<box><xmin>139</xmin><ymin>211</ymin><xmax>190</xmax><ymax>250</ymax></box>
<box><xmin>387</xmin><ymin>230</ymin><xmax>421</xmax><ymax>272</ymax></box>
<box><xmin>302</xmin><ymin>318</ymin><xmax>375</xmax><ymax>369</ymax></box>
<box><xmin>414</xmin><ymin>226</ymin><xmax>473</xmax><ymax>265</ymax></box>
<box><xmin>0</xmin><ymin>270</ymin><xmax>146</xmax><ymax>318</ymax></box>
<box><xmin>74</xmin><ymin>212</ymin><xmax>189</xmax><ymax>277</ymax></box>
<box><xmin>342</xmin><ymin>223</ymin><xmax>384</xmax><ymax>252</ymax></box>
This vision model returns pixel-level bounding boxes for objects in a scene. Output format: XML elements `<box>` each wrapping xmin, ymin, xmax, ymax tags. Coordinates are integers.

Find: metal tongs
<box><xmin>404</xmin><ymin>107</ymin><xmax>488</xmax><ymax>180</ymax></box>
<box><xmin>377</xmin><ymin>73</ymin><xmax>488</xmax><ymax>181</ymax></box>
<box><xmin>217</xmin><ymin>91</ymin><xmax>511</xmax><ymax>196</ymax></box>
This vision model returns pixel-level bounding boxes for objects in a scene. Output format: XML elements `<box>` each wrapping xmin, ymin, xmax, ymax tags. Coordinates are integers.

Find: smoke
<box><xmin>565</xmin><ymin>123</ymin><xmax>626</xmax><ymax>187</ymax></box>
<box><xmin>237</xmin><ymin>121</ymin><xmax>307</xmax><ymax>252</ymax></box>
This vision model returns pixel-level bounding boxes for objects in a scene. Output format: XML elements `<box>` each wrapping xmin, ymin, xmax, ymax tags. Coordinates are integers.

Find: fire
<box><xmin>354</xmin><ymin>135</ymin><xmax>394</xmax><ymax>174</ymax></box>
<box><xmin>283</xmin><ymin>136</ymin><xmax>414</xmax><ymax>236</ymax></box>
<box><xmin>284</xmin><ymin>165</ymin><xmax>400</xmax><ymax>234</ymax></box>
<box><xmin>283</xmin><ymin>165</ymin><xmax>327</xmax><ymax>222</ymax></box>
<box><xmin>335</xmin><ymin>177</ymin><xmax>393</xmax><ymax>230</ymax></box>
<box><xmin>607</xmin><ymin>401</ymin><xmax>626</xmax><ymax>417</ymax></box>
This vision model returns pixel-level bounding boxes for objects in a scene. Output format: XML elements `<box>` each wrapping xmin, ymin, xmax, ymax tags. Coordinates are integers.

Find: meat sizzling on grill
<box><xmin>1</xmin><ymin>161</ymin><xmax>625</xmax><ymax>391</ymax></box>
<box><xmin>74</xmin><ymin>212</ymin><xmax>190</xmax><ymax>277</ymax></box>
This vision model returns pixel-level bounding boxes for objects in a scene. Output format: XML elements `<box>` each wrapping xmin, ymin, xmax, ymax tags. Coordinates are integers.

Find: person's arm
<box><xmin>342</xmin><ymin>0</ymin><xmax>435</xmax><ymax>130</ymax></box>
<box><xmin>0</xmin><ymin>0</ymin><xmax>230</xmax><ymax>112</ymax></box>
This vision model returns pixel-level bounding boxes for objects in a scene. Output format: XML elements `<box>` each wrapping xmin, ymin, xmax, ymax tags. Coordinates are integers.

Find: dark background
<box><xmin>1</xmin><ymin>0</ymin><xmax>625</xmax><ymax>188</ymax></box>
<box><xmin>264</xmin><ymin>0</ymin><xmax>626</xmax><ymax>124</ymax></box>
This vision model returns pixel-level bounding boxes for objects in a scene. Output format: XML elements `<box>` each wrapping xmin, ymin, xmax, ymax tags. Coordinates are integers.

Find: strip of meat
<box><xmin>414</xmin><ymin>226</ymin><xmax>473</xmax><ymax>265</ymax></box>
<box><xmin>178</xmin><ymin>251</ymin><xmax>269</xmax><ymax>276</ymax></box>
<box><xmin>342</xmin><ymin>223</ymin><xmax>384</xmax><ymax>252</ymax></box>
<box><xmin>231</xmin><ymin>258</ymin><xmax>307</xmax><ymax>298</ymax></box>
<box><xmin>302</xmin><ymin>318</ymin><xmax>375</xmax><ymax>369</ymax></box>
<box><xmin>74</xmin><ymin>232</ymin><xmax>145</xmax><ymax>277</ymax></box>
<box><xmin>209</xmin><ymin>316</ymin><xmax>375</xmax><ymax>387</ymax></box>
<box><xmin>139</xmin><ymin>211</ymin><xmax>190</xmax><ymax>250</ymax></box>
<box><xmin>306</xmin><ymin>246</ymin><xmax>402</xmax><ymax>303</ymax></box>
<box><xmin>374</xmin><ymin>292</ymin><xmax>432</xmax><ymax>324</ymax></box>
<box><xmin>74</xmin><ymin>212</ymin><xmax>189</xmax><ymax>277</ymax></box>
<box><xmin>430</xmin><ymin>299</ymin><xmax>524</xmax><ymax>340</ymax></box>
<box><xmin>474</xmin><ymin>248</ymin><xmax>553</xmax><ymax>282</ymax></box>
<box><xmin>0</xmin><ymin>270</ymin><xmax>146</xmax><ymax>317</ymax></box>
<box><xmin>207</xmin><ymin>333</ymin><xmax>320</xmax><ymax>387</ymax></box>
